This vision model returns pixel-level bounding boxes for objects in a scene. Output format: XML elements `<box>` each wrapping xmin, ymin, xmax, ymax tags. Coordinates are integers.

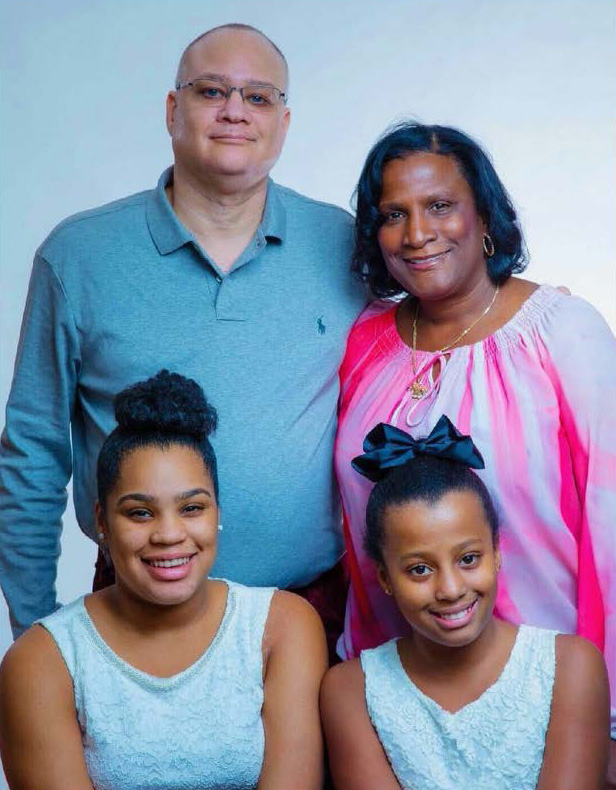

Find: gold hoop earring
<box><xmin>483</xmin><ymin>234</ymin><xmax>495</xmax><ymax>258</ymax></box>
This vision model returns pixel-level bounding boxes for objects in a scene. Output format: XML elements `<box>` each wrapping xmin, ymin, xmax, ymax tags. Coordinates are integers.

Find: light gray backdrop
<box><xmin>1</xmin><ymin>1</ymin><xmax>614</xmax><ymax>785</ymax></box>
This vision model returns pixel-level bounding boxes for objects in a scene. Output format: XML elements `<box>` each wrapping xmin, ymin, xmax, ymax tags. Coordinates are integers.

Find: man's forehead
<box><xmin>182</xmin><ymin>29</ymin><xmax>287</xmax><ymax>86</ymax></box>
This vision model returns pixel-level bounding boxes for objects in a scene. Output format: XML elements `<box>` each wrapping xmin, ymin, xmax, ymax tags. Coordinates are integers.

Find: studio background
<box><xmin>1</xmin><ymin>2</ymin><xmax>614</xmax><ymax>785</ymax></box>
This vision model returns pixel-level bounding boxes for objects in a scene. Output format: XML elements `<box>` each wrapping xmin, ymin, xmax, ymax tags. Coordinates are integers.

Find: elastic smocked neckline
<box><xmin>377</xmin><ymin>285</ymin><xmax>562</xmax><ymax>359</ymax></box>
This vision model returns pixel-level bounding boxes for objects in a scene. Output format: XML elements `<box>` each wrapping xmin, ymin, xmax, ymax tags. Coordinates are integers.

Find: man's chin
<box><xmin>203</xmin><ymin>157</ymin><xmax>278</xmax><ymax>185</ymax></box>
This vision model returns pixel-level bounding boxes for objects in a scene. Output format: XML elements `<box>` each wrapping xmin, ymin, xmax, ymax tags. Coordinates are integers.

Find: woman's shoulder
<box><xmin>262</xmin><ymin>590</ymin><xmax>327</xmax><ymax>661</ymax></box>
<box><xmin>350</xmin><ymin>298</ymin><xmax>398</xmax><ymax>338</ymax></box>
<box><xmin>505</xmin><ymin>279</ymin><xmax>614</xmax><ymax>340</ymax></box>
<box><xmin>217</xmin><ymin>580</ymin><xmax>278</xmax><ymax>644</ymax></box>
<box><xmin>339</xmin><ymin>299</ymin><xmax>400</xmax><ymax>384</ymax></box>
<box><xmin>4</xmin><ymin>598</ymin><xmax>89</xmax><ymax>674</ymax></box>
<box><xmin>266</xmin><ymin>589</ymin><xmax>324</xmax><ymax>630</ymax></box>
<box><xmin>344</xmin><ymin>298</ymin><xmax>398</xmax><ymax>353</ymax></box>
<box><xmin>0</xmin><ymin>623</ymin><xmax>70</xmax><ymax>688</ymax></box>
<box><xmin>37</xmin><ymin>595</ymin><xmax>87</xmax><ymax>628</ymax></box>
<box><xmin>223</xmin><ymin>578</ymin><xmax>276</xmax><ymax>604</ymax></box>
<box><xmin>227</xmin><ymin>582</ymin><xmax>320</xmax><ymax>625</ymax></box>
<box><xmin>486</xmin><ymin>280</ymin><xmax>615</xmax><ymax>374</ymax></box>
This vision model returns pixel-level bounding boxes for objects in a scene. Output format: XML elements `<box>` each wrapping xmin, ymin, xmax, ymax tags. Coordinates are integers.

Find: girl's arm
<box><xmin>257</xmin><ymin>591</ymin><xmax>328</xmax><ymax>790</ymax></box>
<box><xmin>320</xmin><ymin>660</ymin><xmax>403</xmax><ymax>790</ymax></box>
<box><xmin>0</xmin><ymin>625</ymin><xmax>95</xmax><ymax>790</ymax></box>
<box><xmin>537</xmin><ymin>634</ymin><xmax>610</xmax><ymax>790</ymax></box>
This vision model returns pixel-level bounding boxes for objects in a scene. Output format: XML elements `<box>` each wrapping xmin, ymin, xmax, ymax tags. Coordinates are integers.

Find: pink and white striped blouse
<box><xmin>335</xmin><ymin>285</ymin><xmax>616</xmax><ymax>725</ymax></box>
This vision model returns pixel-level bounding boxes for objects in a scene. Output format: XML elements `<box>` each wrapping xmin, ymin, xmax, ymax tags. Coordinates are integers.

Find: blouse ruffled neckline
<box><xmin>376</xmin><ymin>284</ymin><xmax>561</xmax><ymax>359</ymax></box>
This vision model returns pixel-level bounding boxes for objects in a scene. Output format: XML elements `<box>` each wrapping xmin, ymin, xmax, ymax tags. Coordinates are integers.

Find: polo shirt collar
<box><xmin>146</xmin><ymin>167</ymin><xmax>193</xmax><ymax>255</ymax></box>
<box><xmin>147</xmin><ymin>168</ymin><xmax>287</xmax><ymax>255</ymax></box>
<box><xmin>260</xmin><ymin>179</ymin><xmax>286</xmax><ymax>243</ymax></box>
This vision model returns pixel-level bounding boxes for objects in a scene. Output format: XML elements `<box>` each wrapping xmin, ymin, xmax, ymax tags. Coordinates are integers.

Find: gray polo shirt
<box><xmin>0</xmin><ymin>169</ymin><xmax>367</xmax><ymax>635</ymax></box>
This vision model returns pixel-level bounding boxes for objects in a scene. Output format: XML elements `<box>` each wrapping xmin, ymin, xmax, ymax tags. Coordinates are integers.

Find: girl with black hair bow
<box><xmin>322</xmin><ymin>417</ymin><xmax>609</xmax><ymax>790</ymax></box>
<box><xmin>336</xmin><ymin>122</ymin><xmax>616</xmax><ymax>782</ymax></box>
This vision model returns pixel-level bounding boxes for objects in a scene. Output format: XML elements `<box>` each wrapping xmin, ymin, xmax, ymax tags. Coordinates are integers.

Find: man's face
<box><xmin>166</xmin><ymin>29</ymin><xmax>290</xmax><ymax>188</ymax></box>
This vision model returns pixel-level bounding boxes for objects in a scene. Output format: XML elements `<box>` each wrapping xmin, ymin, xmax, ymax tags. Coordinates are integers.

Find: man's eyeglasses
<box><xmin>175</xmin><ymin>77</ymin><xmax>287</xmax><ymax>111</ymax></box>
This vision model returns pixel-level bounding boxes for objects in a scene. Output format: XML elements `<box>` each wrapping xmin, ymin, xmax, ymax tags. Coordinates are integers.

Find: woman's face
<box><xmin>97</xmin><ymin>443</ymin><xmax>219</xmax><ymax>607</ymax></box>
<box><xmin>378</xmin><ymin>490</ymin><xmax>499</xmax><ymax>650</ymax></box>
<box><xmin>377</xmin><ymin>152</ymin><xmax>489</xmax><ymax>302</ymax></box>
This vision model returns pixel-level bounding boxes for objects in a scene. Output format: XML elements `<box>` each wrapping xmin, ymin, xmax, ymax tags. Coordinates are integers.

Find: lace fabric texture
<box><xmin>361</xmin><ymin>625</ymin><xmax>557</xmax><ymax>790</ymax></box>
<box><xmin>39</xmin><ymin>580</ymin><xmax>275</xmax><ymax>790</ymax></box>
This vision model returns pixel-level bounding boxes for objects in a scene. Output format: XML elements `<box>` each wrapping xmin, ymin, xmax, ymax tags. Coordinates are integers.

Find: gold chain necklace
<box><xmin>409</xmin><ymin>284</ymin><xmax>500</xmax><ymax>400</ymax></box>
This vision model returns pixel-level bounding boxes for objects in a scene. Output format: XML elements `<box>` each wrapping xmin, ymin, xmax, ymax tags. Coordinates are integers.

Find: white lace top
<box><xmin>361</xmin><ymin>625</ymin><xmax>557</xmax><ymax>790</ymax></box>
<box><xmin>39</xmin><ymin>580</ymin><xmax>274</xmax><ymax>790</ymax></box>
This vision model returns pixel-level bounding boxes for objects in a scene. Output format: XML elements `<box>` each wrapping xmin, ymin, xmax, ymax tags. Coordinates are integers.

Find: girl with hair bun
<box><xmin>322</xmin><ymin>417</ymin><xmax>609</xmax><ymax>790</ymax></box>
<box><xmin>0</xmin><ymin>370</ymin><xmax>327</xmax><ymax>790</ymax></box>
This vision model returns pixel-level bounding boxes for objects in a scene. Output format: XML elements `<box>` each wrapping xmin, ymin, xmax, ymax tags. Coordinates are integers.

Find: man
<box><xmin>0</xmin><ymin>24</ymin><xmax>366</xmax><ymax>651</ymax></box>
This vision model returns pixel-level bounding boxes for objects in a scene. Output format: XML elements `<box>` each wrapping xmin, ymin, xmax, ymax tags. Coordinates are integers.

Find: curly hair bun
<box><xmin>114</xmin><ymin>370</ymin><xmax>217</xmax><ymax>440</ymax></box>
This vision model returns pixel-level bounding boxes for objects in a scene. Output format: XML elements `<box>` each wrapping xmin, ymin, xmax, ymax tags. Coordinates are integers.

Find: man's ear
<box><xmin>282</xmin><ymin>107</ymin><xmax>291</xmax><ymax>136</ymax></box>
<box><xmin>165</xmin><ymin>91</ymin><xmax>177</xmax><ymax>136</ymax></box>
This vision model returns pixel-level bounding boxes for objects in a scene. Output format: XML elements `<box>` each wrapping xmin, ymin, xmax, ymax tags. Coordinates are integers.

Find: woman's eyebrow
<box><xmin>116</xmin><ymin>488</ymin><xmax>212</xmax><ymax>506</ymax></box>
<box><xmin>175</xmin><ymin>488</ymin><xmax>212</xmax><ymax>501</ymax></box>
<box><xmin>117</xmin><ymin>492</ymin><xmax>156</xmax><ymax>506</ymax></box>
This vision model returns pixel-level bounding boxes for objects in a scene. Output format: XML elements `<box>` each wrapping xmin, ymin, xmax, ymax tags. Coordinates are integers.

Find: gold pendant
<box><xmin>409</xmin><ymin>381</ymin><xmax>428</xmax><ymax>400</ymax></box>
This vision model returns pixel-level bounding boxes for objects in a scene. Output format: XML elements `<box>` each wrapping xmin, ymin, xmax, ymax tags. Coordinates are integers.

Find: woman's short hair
<box><xmin>97</xmin><ymin>370</ymin><xmax>218</xmax><ymax>509</ymax></box>
<box><xmin>353</xmin><ymin>121</ymin><xmax>528</xmax><ymax>298</ymax></box>
<box><xmin>364</xmin><ymin>455</ymin><xmax>499</xmax><ymax>564</ymax></box>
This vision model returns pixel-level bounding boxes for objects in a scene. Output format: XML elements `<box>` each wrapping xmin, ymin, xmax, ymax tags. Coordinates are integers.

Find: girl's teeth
<box><xmin>149</xmin><ymin>557</ymin><xmax>190</xmax><ymax>568</ymax></box>
<box><xmin>439</xmin><ymin>603</ymin><xmax>473</xmax><ymax>620</ymax></box>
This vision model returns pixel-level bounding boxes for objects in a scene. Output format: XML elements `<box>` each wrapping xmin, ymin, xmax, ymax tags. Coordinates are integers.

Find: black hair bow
<box><xmin>351</xmin><ymin>414</ymin><xmax>485</xmax><ymax>482</ymax></box>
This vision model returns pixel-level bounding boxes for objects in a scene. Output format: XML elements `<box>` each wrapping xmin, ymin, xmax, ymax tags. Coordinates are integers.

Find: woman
<box><xmin>323</xmin><ymin>417</ymin><xmax>609</xmax><ymax>789</ymax></box>
<box><xmin>334</xmin><ymin>123</ymin><xmax>615</xmax><ymax>759</ymax></box>
<box><xmin>0</xmin><ymin>370</ymin><xmax>327</xmax><ymax>790</ymax></box>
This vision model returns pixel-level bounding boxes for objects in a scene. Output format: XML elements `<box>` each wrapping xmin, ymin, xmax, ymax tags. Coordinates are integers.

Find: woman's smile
<box><xmin>141</xmin><ymin>552</ymin><xmax>198</xmax><ymax>581</ymax></box>
<box><xmin>400</xmin><ymin>250</ymin><xmax>450</xmax><ymax>271</ymax></box>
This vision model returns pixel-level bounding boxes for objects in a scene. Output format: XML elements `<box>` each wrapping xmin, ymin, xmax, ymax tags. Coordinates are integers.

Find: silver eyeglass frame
<box><xmin>174</xmin><ymin>77</ymin><xmax>287</xmax><ymax>107</ymax></box>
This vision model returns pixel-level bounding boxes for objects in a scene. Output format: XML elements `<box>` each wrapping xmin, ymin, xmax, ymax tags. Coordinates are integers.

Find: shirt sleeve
<box><xmin>0</xmin><ymin>254</ymin><xmax>80</xmax><ymax>637</ymax></box>
<box><xmin>539</xmin><ymin>294</ymin><xmax>616</xmax><ymax>728</ymax></box>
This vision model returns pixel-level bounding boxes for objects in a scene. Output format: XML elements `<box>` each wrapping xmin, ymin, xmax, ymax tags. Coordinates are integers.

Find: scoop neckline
<box><xmin>391</xmin><ymin>624</ymin><xmax>525</xmax><ymax>718</ymax></box>
<box><xmin>79</xmin><ymin>580</ymin><xmax>235</xmax><ymax>689</ymax></box>
<box><xmin>381</xmin><ymin>284</ymin><xmax>556</xmax><ymax>357</ymax></box>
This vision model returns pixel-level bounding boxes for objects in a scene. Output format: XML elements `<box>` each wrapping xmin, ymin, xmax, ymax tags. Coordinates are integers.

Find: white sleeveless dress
<box><xmin>361</xmin><ymin>625</ymin><xmax>557</xmax><ymax>790</ymax></box>
<box><xmin>39</xmin><ymin>580</ymin><xmax>274</xmax><ymax>790</ymax></box>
